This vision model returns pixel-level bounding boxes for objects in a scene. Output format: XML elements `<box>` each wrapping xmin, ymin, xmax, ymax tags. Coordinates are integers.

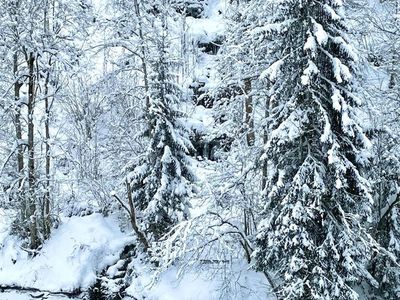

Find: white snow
<box><xmin>260</xmin><ymin>59</ymin><xmax>284</xmax><ymax>82</ymax></box>
<box><xmin>277</xmin><ymin>169</ymin><xmax>286</xmax><ymax>188</ymax></box>
<box><xmin>332</xmin><ymin>57</ymin><xmax>343</xmax><ymax>83</ymax></box>
<box><xmin>335</xmin><ymin>178</ymin><xmax>343</xmax><ymax>189</ymax></box>
<box><xmin>263</xmin><ymin>109</ymin><xmax>306</xmax><ymax>156</ymax></box>
<box><xmin>0</xmin><ymin>213</ymin><xmax>132</xmax><ymax>292</ymax></box>
<box><xmin>186</xmin><ymin>17</ymin><xmax>225</xmax><ymax>44</ymax></box>
<box><xmin>183</xmin><ymin>104</ymin><xmax>215</xmax><ymax>135</ymax></box>
<box><xmin>301</xmin><ymin>60</ymin><xmax>319</xmax><ymax>85</ymax></box>
<box><xmin>313</xmin><ymin>21</ymin><xmax>328</xmax><ymax>45</ymax></box>
<box><xmin>320</xmin><ymin>111</ymin><xmax>332</xmax><ymax>143</ymax></box>
<box><xmin>185</xmin><ymin>0</ymin><xmax>226</xmax><ymax>44</ymax></box>
<box><xmin>251</xmin><ymin>19</ymin><xmax>294</xmax><ymax>36</ymax></box>
<box><xmin>304</xmin><ymin>34</ymin><xmax>316</xmax><ymax>55</ymax></box>
<box><xmin>331</xmin><ymin>88</ymin><xmax>343</xmax><ymax>111</ymax></box>
<box><xmin>126</xmin><ymin>262</ymin><xmax>274</xmax><ymax>300</ymax></box>
<box><xmin>323</xmin><ymin>4</ymin><xmax>341</xmax><ymax>20</ymax></box>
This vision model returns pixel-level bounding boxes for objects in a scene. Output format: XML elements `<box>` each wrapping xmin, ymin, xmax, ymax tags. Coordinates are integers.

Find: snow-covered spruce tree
<box><xmin>127</xmin><ymin>1</ymin><xmax>195</xmax><ymax>242</ymax></box>
<box><xmin>253</xmin><ymin>0</ymin><xmax>378</xmax><ymax>298</ymax></box>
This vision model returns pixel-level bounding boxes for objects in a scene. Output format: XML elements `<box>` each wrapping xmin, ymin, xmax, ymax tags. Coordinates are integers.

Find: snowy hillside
<box><xmin>0</xmin><ymin>0</ymin><xmax>400</xmax><ymax>299</ymax></box>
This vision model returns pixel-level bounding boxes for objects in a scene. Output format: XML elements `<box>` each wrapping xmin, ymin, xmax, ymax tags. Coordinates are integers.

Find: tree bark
<box><xmin>133</xmin><ymin>0</ymin><xmax>151</xmax><ymax>121</ymax></box>
<box><xmin>125</xmin><ymin>179</ymin><xmax>150</xmax><ymax>251</ymax></box>
<box><xmin>13</xmin><ymin>52</ymin><xmax>25</xmax><ymax>220</ymax></box>
<box><xmin>243</xmin><ymin>79</ymin><xmax>256</xmax><ymax>239</ymax></box>
<box><xmin>27</xmin><ymin>51</ymin><xmax>39</xmax><ymax>249</ymax></box>
<box><xmin>112</xmin><ymin>182</ymin><xmax>150</xmax><ymax>251</ymax></box>
<box><xmin>43</xmin><ymin>61</ymin><xmax>52</xmax><ymax>239</ymax></box>
<box><xmin>42</xmin><ymin>1</ymin><xmax>52</xmax><ymax>240</ymax></box>
<box><xmin>244</xmin><ymin>79</ymin><xmax>255</xmax><ymax>146</ymax></box>
<box><xmin>261</xmin><ymin>98</ymin><xmax>270</xmax><ymax>191</ymax></box>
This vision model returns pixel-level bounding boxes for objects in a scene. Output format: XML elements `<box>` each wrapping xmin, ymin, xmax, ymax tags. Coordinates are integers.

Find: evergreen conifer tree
<box><xmin>253</xmin><ymin>0</ymin><xmax>378</xmax><ymax>298</ymax></box>
<box><xmin>127</xmin><ymin>1</ymin><xmax>195</xmax><ymax>241</ymax></box>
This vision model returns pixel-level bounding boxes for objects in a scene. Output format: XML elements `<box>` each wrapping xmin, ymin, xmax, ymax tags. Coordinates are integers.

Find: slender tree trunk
<box><xmin>125</xmin><ymin>180</ymin><xmax>149</xmax><ymax>251</ymax></box>
<box><xmin>112</xmin><ymin>182</ymin><xmax>150</xmax><ymax>251</ymax></box>
<box><xmin>243</xmin><ymin>79</ymin><xmax>255</xmax><ymax>252</ymax></box>
<box><xmin>133</xmin><ymin>0</ymin><xmax>151</xmax><ymax>118</ymax></box>
<box><xmin>43</xmin><ymin>63</ymin><xmax>51</xmax><ymax>239</ymax></box>
<box><xmin>42</xmin><ymin>1</ymin><xmax>52</xmax><ymax>239</ymax></box>
<box><xmin>14</xmin><ymin>52</ymin><xmax>25</xmax><ymax>220</ymax></box>
<box><xmin>244</xmin><ymin>79</ymin><xmax>255</xmax><ymax>146</ymax></box>
<box><xmin>261</xmin><ymin>98</ymin><xmax>270</xmax><ymax>191</ymax></box>
<box><xmin>27</xmin><ymin>52</ymin><xmax>39</xmax><ymax>249</ymax></box>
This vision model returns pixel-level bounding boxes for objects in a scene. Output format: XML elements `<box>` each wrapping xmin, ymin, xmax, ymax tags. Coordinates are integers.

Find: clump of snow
<box><xmin>332</xmin><ymin>57</ymin><xmax>343</xmax><ymax>83</ymax></box>
<box><xmin>304</xmin><ymin>34</ymin><xmax>316</xmax><ymax>55</ymax></box>
<box><xmin>262</xmin><ymin>109</ymin><xmax>306</xmax><ymax>157</ymax></box>
<box><xmin>260</xmin><ymin>59</ymin><xmax>284</xmax><ymax>82</ymax></box>
<box><xmin>301</xmin><ymin>60</ymin><xmax>319</xmax><ymax>85</ymax></box>
<box><xmin>313</xmin><ymin>21</ymin><xmax>328</xmax><ymax>45</ymax></box>
<box><xmin>186</xmin><ymin>9</ymin><xmax>225</xmax><ymax>44</ymax></box>
<box><xmin>0</xmin><ymin>213</ymin><xmax>132</xmax><ymax>292</ymax></box>
<box><xmin>323</xmin><ymin>4</ymin><xmax>341</xmax><ymax>20</ymax></box>
<box><xmin>182</xmin><ymin>104</ymin><xmax>215</xmax><ymax>135</ymax></box>
<box><xmin>320</xmin><ymin>111</ymin><xmax>331</xmax><ymax>143</ymax></box>
<box><xmin>332</xmin><ymin>88</ymin><xmax>343</xmax><ymax>111</ymax></box>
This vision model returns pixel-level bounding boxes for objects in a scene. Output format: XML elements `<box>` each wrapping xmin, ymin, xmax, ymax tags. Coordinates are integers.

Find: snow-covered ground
<box><xmin>127</xmin><ymin>263</ymin><xmax>272</xmax><ymax>300</ymax></box>
<box><xmin>0</xmin><ymin>209</ymin><xmax>272</xmax><ymax>299</ymax></box>
<box><xmin>0</xmin><ymin>2</ymin><xmax>273</xmax><ymax>297</ymax></box>
<box><xmin>0</xmin><ymin>211</ymin><xmax>132</xmax><ymax>292</ymax></box>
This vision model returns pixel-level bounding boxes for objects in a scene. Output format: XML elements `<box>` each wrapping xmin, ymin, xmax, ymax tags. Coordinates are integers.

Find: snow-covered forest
<box><xmin>0</xmin><ymin>0</ymin><xmax>399</xmax><ymax>299</ymax></box>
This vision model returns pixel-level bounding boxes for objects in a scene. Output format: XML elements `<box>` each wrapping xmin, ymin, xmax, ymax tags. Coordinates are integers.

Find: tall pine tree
<box><xmin>127</xmin><ymin>0</ymin><xmax>195</xmax><ymax>242</ymax></box>
<box><xmin>253</xmin><ymin>0</ymin><xmax>378</xmax><ymax>298</ymax></box>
